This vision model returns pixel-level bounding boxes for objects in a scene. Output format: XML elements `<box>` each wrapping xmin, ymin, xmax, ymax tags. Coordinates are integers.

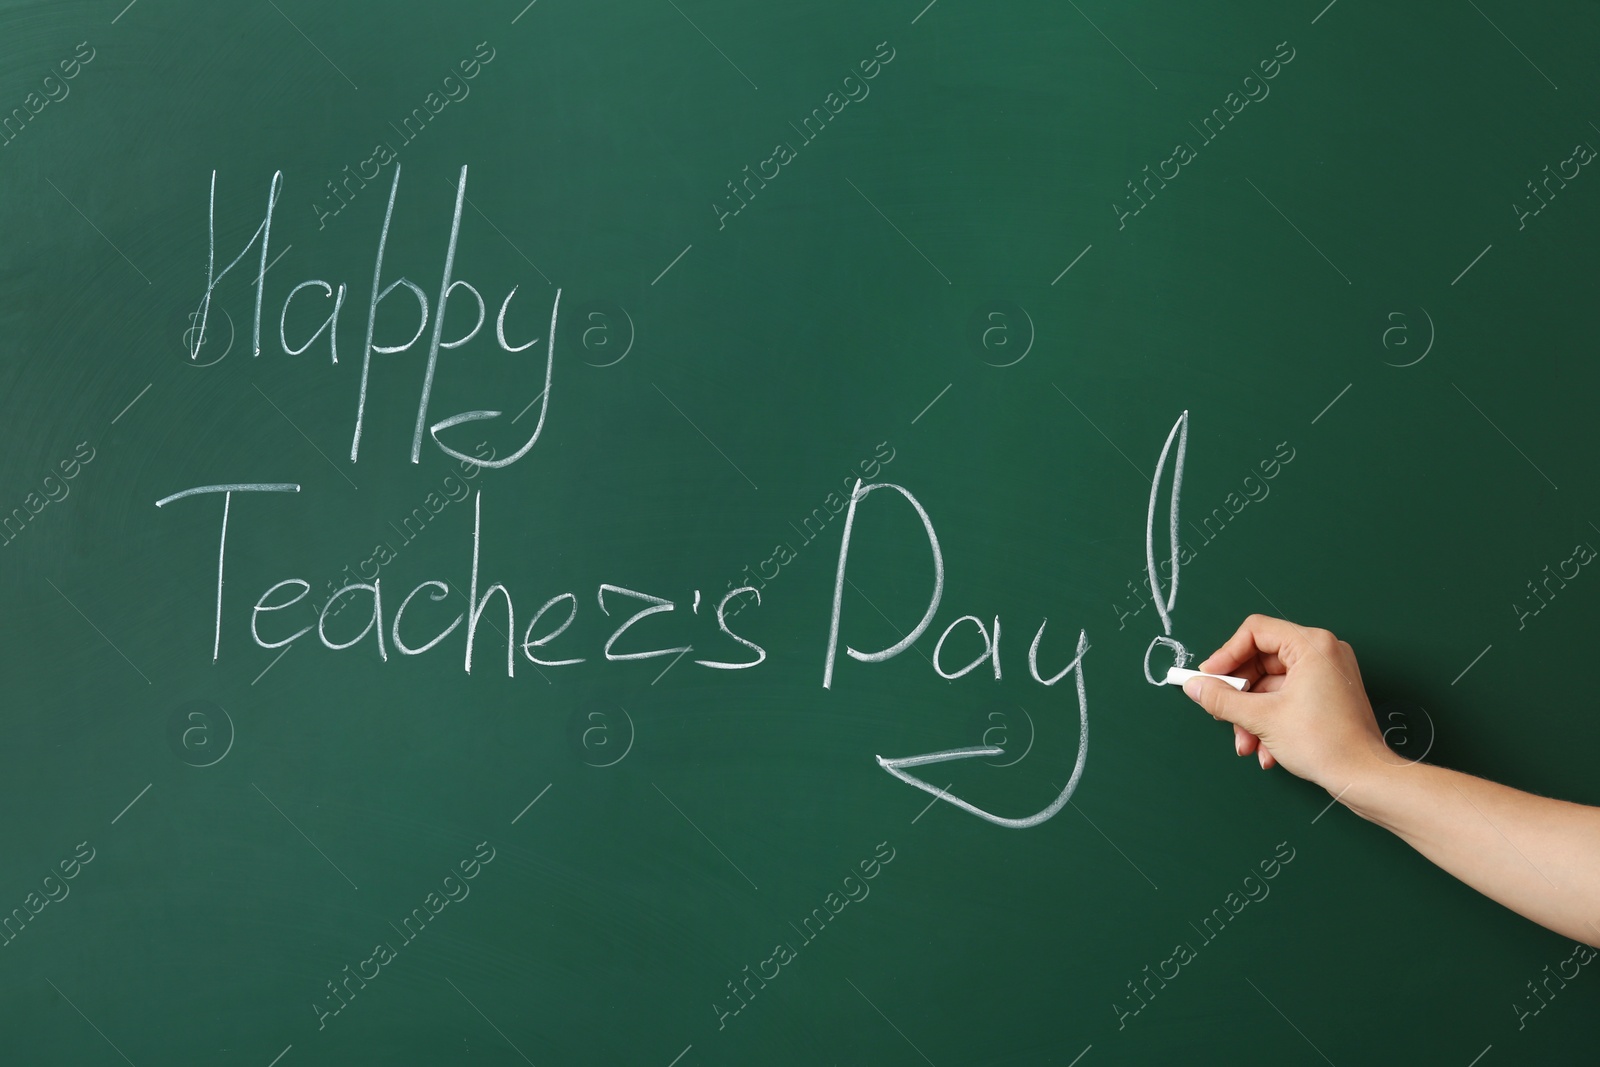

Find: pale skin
<box><xmin>1183</xmin><ymin>614</ymin><xmax>1600</xmax><ymax>948</ymax></box>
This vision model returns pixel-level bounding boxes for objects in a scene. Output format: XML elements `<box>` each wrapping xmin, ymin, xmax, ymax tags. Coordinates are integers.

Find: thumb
<box><xmin>1183</xmin><ymin>676</ymin><xmax>1254</xmax><ymax>727</ymax></box>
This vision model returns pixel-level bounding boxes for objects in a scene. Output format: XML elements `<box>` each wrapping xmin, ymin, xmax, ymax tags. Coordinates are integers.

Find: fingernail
<box><xmin>1183</xmin><ymin>678</ymin><xmax>1202</xmax><ymax>701</ymax></box>
<box><xmin>1234</xmin><ymin>732</ymin><xmax>1245</xmax><ymax>756</ymax></box>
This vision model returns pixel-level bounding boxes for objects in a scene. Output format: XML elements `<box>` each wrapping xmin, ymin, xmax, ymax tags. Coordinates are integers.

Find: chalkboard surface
<box><xmin>3</xmin><ymin>0</ymin><xmax>1598</xmax><ymax>1063</ymax></box>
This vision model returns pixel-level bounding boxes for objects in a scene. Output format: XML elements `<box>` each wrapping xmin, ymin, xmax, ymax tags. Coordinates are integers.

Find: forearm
<box><xmin>1338</xmin><ymin>760</ymin><xmax>1600</xmax><ymax>946</ymax></box>
<box><xmin>1187</xmin><ymin>616</ymin><xmax>1600</xmax><ymax>945</ymax></box>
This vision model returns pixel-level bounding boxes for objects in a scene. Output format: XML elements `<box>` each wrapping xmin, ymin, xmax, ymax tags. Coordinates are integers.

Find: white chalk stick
<box><xmin>1165</xmin><ymin>667</ymin><xmax>1248</xmax><ymax>691</ymax></box>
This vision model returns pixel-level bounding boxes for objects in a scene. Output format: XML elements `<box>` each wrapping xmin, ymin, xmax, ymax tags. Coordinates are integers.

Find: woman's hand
<box><xmin>1182</xmin><ymin>614</ymin><xmax>1389</xmax><ymax>792</ymax></box>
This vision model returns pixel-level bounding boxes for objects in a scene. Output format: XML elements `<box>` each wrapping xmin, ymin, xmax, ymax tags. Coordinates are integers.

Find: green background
<box><xmin>1</xmin><ymin>0</ymin><xmax>1597</xmax><ymax>1063</ymax></box>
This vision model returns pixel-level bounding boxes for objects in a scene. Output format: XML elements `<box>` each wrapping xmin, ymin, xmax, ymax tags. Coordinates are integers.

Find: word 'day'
<box><xmin>820</xmin><ymin>477</ymin><xmax>1092</xmax><ymax>827</ymax></box>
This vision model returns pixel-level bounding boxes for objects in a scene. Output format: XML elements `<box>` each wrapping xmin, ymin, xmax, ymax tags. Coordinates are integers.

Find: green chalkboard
<box><xmin>3</xmin><ymin>0</ymin><xmax>1599</xmax><ymax>1063</ymax></box>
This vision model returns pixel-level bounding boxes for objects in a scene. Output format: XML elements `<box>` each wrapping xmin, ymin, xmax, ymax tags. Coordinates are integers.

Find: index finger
<box><xmin>1198</xmin><ymin>614</ymin><xmax>1301</xmax><ymax>676</ymax></box>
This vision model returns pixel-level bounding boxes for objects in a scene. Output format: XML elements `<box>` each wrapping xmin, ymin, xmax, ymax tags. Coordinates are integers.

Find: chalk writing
<box><xmin>1141</xmin><ymin>411</ymin><xmax>1192</xmax><ymax>684</ymax></box>
<box><xmin>1114</xmin><ymin>439</ymin><xmax>1295</xmax><ymax>630</ymax></box>
<box><xmin>152</xmin><ymin>158</ymin><xmax>1238</xmax><ymax>833</ymax></box>
<box><xmin>184</xmin><ymin>165</ymin><xmax>553</xmax><ymax>468</ymax></box>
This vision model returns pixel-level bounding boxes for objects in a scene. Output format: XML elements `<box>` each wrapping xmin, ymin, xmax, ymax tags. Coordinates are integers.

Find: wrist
<box><xmin>1312</xmin><ymin>738</ymin><xmax>1393</xmax><ymax>810</ymax></box>
<box><xmin>1326</xmin><ymin>745</ymin><xmax>1432</xmax><ymax>828</ymax></box>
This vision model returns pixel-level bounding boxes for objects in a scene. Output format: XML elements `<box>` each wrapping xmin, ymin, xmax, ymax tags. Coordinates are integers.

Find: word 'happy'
<box><xmin>189</xmin><ymin>164</ymin><xmax>555</xmax><ymax>469</ymax></box>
